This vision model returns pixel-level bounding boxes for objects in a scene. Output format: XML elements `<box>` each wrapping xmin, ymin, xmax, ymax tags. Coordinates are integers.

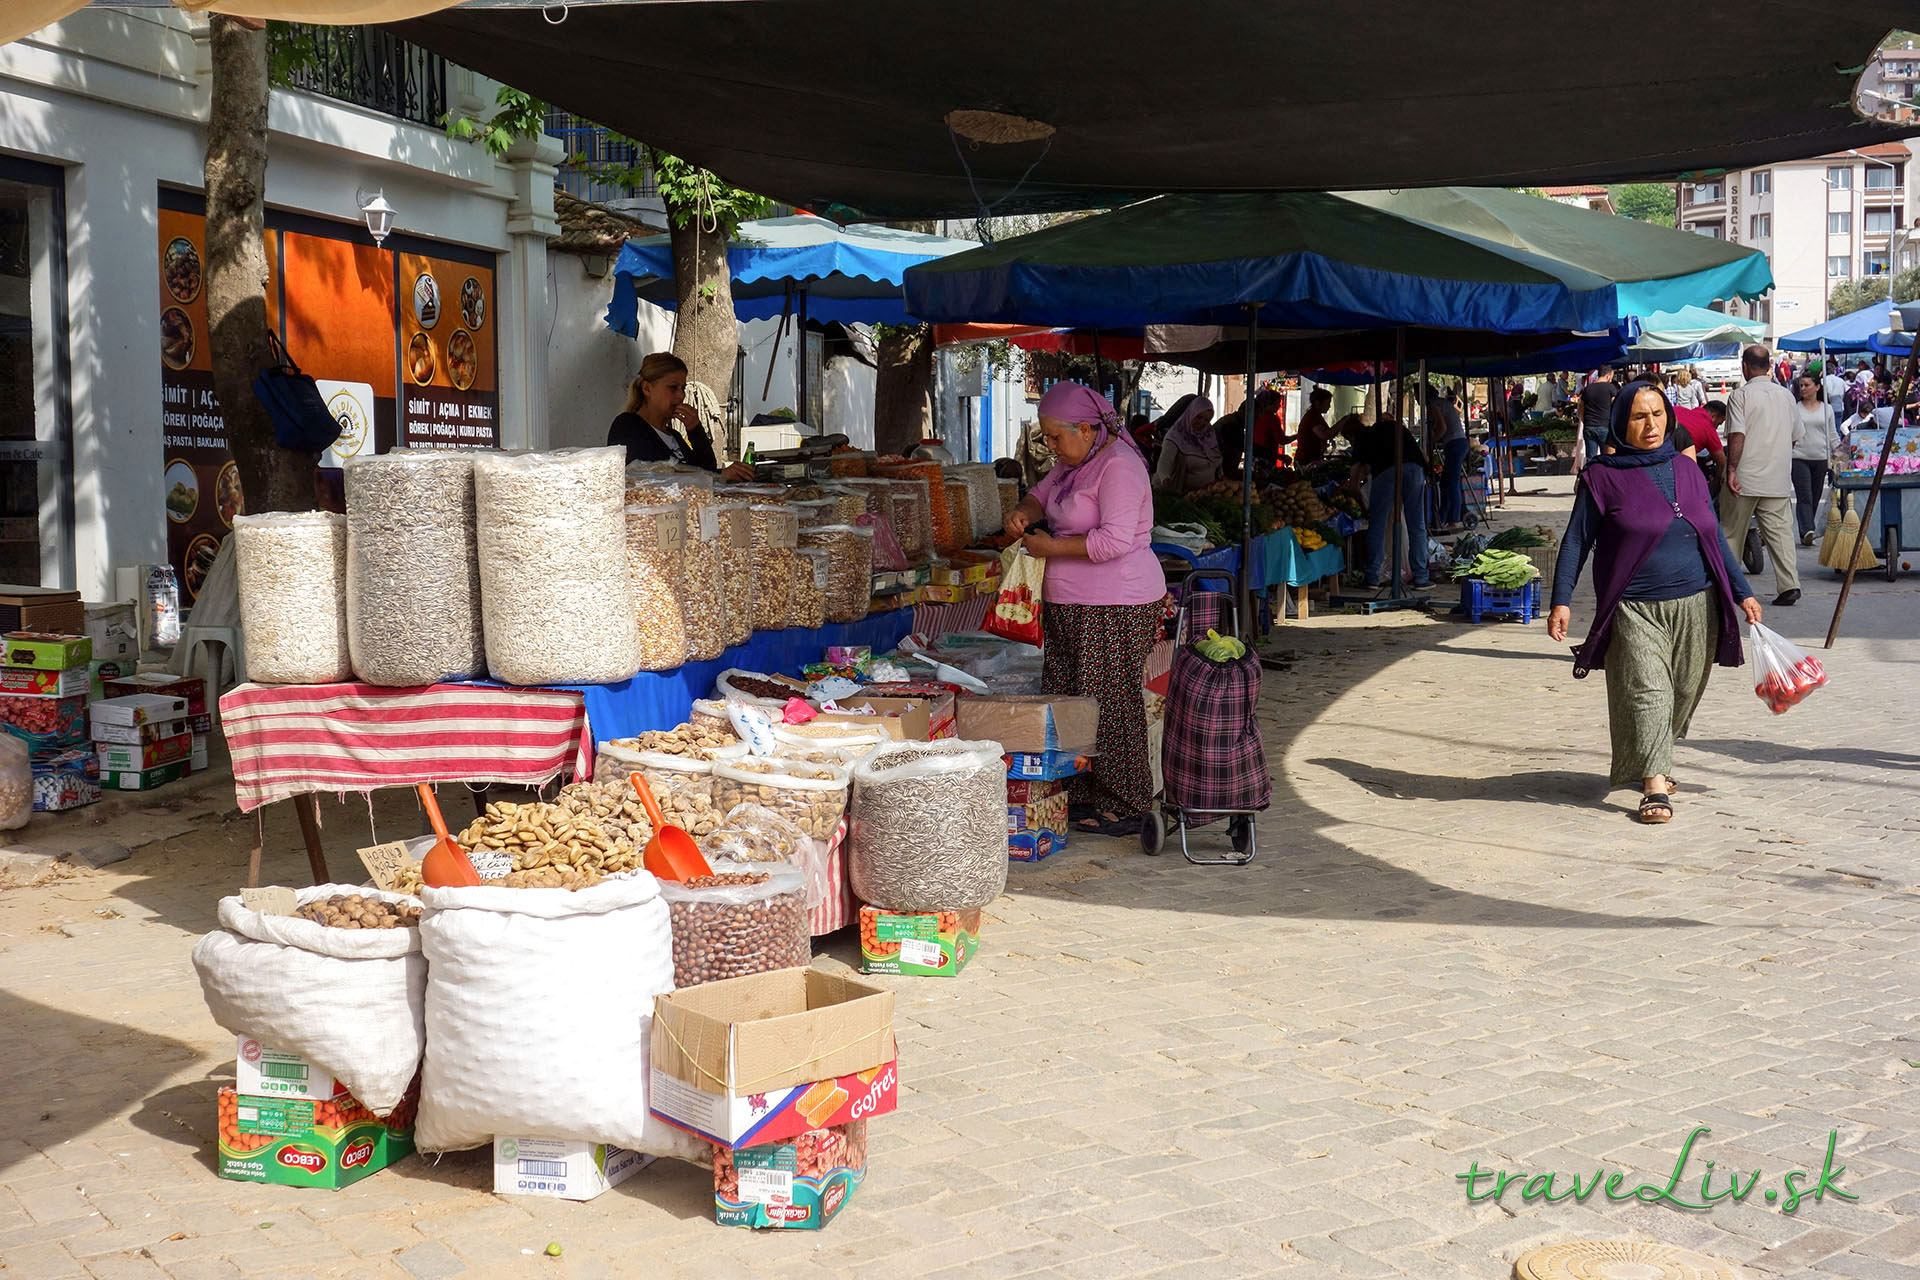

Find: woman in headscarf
<box><xmin>1151</xmin><ymin>395</ymin><xmax>1221</xmax><ymax>493</ymax></box>
<box><xmin>1547</xmin><ymin>381</ymin><xmax>1763</xmax><ymax>824</ymax></box>
<box><xmin>1004</xmin><ymin>383</ymin><xmax>1168</xmax><ymax>837</ymax></box>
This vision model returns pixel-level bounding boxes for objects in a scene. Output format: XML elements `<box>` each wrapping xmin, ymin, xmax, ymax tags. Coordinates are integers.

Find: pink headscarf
<box><xmin>1037</xmin><ymin>381</ymin><xmax>1142</xmax><ymax>460</ymax></box>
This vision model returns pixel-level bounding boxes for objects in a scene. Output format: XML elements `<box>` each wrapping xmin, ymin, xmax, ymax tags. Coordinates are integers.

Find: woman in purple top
<box><xmin>1547</xmin><ymin>382</ymin><xmax>1763</xmax><ymax>824</ymax></box>
<box><xmin>1005</xmin><ymin>383</ymin><xmax>1168</xmax><ymax>837</ymax></box>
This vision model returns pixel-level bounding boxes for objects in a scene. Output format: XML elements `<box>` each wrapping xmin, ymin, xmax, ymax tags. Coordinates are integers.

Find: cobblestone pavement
<box><xmin>3</xmin><ymin>480</ymin><xmax>1918</xmax><ymax>1279</ymax></box>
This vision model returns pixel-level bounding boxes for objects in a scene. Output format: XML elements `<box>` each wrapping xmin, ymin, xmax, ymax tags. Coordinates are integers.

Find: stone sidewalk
<box><xmin>2</xmin><ymin>481</ymin><xmax>1918</xmax><ymax>1279</ymax></box>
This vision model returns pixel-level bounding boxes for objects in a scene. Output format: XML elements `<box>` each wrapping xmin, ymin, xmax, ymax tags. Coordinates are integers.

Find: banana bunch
<box><xmin>1297</xmin><ymin>528</ymin><xmax>1327</xmax><ymax>551</ymax></box>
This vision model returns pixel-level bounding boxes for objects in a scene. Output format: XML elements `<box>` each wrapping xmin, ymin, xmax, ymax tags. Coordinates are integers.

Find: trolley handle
<box><xmin>1176</xmin><ymin>569</ymin><xmax>1242</xmax><ymax>646</ymax></box>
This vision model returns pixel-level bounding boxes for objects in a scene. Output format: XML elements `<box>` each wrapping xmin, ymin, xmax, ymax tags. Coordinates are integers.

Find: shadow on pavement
<box><xmin>1307</xmin><ymin>759</ymin><xmax>1595</xmax><ymax>805</ymax></box>
<box><xmin>0</xmin><ymin>991</ymin><xmax>204</xmax><ymax>1174</ymax></box>
<box><xmin>1684</xmin><ymin>738</ymin><xmax>1920</xmax><ymax>772</ymax></box>
<box><xmin>128</xmin><ymin>1075</ymin><xmax>226</xmax><ymax>1173</ymax></box>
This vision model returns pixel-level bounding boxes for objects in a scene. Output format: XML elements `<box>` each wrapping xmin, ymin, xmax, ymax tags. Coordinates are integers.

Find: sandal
<box><xmin>1637</xmin><ymin>793</ymin><xmax>1673</xmax><ymax>825</ymax></box>
<box><xmin>1074</xmin><ymin>811</ymin><xmax>1143</xmax><ymax>837</ymax></box>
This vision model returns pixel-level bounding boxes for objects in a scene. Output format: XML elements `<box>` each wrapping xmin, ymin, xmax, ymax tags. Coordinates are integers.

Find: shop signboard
<box><xmin>156</xmin><ymin>194</ymin><xmax>498</xmax><ymax>601</ymax></box>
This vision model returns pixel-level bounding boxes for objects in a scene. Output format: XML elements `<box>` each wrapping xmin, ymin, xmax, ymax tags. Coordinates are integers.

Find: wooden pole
<box><xmin>1826</xmin><ymin>337</ymin><xmax>1920</xmax><ymax>647</ymax></box>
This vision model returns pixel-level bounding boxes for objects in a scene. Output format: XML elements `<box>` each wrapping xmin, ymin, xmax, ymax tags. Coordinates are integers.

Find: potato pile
<box><xmin>296</xmin><ymin>893</ymin><xmax>422</xmax><ymax>929</ymax></box>
<box><xmin>1270</xmin><ymin>480</ymin><xmax>1331</xmax><ymax>528</ymax></box>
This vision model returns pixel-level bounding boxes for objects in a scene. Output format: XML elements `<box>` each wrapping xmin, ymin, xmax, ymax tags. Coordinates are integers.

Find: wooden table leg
<box><xmin>293</xmin><ymin>792</ymin><xmax>331</xmax><ymax>885</ymax></box>
<box><xmin>246</xmin><ymin>811</ymin><xmax>264</xmax><ymax>889</ymax></box>
<box><xmin>1294</xmin><ymin>584</ymin><xmax>1311</xmax><ymax>622</ymax></box>
<box><xmin>471</xmin><ymin>784</ymin><xmax>489</xmax><ymax>819</ymax></box>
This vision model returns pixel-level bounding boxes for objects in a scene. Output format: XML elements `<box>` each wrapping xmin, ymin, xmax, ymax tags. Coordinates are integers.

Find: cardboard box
<box><xmin>217</xmin><ymin>1086</ymin><xmax>415</xmax><ymax>1189</ymax></box>
<box><xmin>1007</xmin><ymin>829</ymin><xmax>1065</xmax><ymax>862</ymax></box>
<box><xmin>191</xmin><ymin>732</ymin><xmax>209</xmax><ymax>773</ymax></box>
<box><xmin>96</xmin><ymin>732</ymin><xmax>191</xmax><ymax>773</ymax></box>
<box><xmin>958</xmin><ymin>695</ymin><xmax>1100</xmax><ymax>754</ymax></box>
<box><xmin>712</xmin><ymin>1119</ymin><xmax>866</xmax><ymax>1230</ymax></box>
<box><xmin>90</xmin><ymin>692</ymin><xmax>188</xmax><ymax>728</ymax></box>
<box><xmin>1</xmin><ymin>632</ymin><xmax>91</xmax><ymax>671</ymax></box>
<box><xmin>493</xmin><ymin>1137</ymin><xmax>653</xmax><ymax>1201</ymax></box>
<box><xmin>0</xmin><ymin>589</ymin><xmax>83</xmax><ymax>636</ymax></box>
<box><xmin>858</xmin><ymin>907</ymin><xmax>982</xmax><ymax>977</ymax></box>
<box><xmin>87</xmin><ymin>658</ymin><xmax>132</xmax><ymax>703</ymax></box>
<box><xmin>235</xmin><ymin>1036</ymin><xmax>348</xmax><ymax>1102</ymax></box>
<box><xmin>1005</xmin><ymin>778</ymin><xmax>1065</xmax><ymax>805</ymax></box>
<box><xmin>818</xmin><ymin>690</ymin><xmax>957</xmax><ymax>742</ymax></box>
<box><xmin>0</xmin><ymin>694</ymin><xmax>88</xmax><ymax>748</ymax></box>
<box><xmin>90</xmin><ymin>716</ymin><xmax>189</xmax><ymax>746</ymax></box>
<box><xmin>1005</xmin><ymin>749</ymin><xmax>1093</xmax><ymax>782</ymax></box>
<box><xmin>84</xmin><ymin>602</ymin><xmax>139</xmax><ymax>664</ymax></box>
<box><xmin>0</xmin><ymin>666</ymin><xmax>91</xmax><ymax>698</ymax></box>
<box><xmin>101</xmin><ymin>759</ymin><xmax>189</xmax><ymax>791</ymax></box>
<box><xmin>650</xmin><ymin>968</ymin><xmax>897</xmax><ymax>1150</ymax></box>
<box><xmin>31</xmin><ymin>748</ymin><xmax>100</xmax><ymax>812</ymax></box>
<box><xmin>916</xmin><ymin>582</ymin><xmax>976</xmax><ymax>605</ymax></box>
<box><xmin>103</xmin><ymin>672</ymin><xmax>207</xmax><ymax>718</ymax></box>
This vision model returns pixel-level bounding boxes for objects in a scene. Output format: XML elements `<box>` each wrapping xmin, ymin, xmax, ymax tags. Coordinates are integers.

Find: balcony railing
<box><xmin>546</xmin><ymin>111</ymin><xmax>658</xmax><ymax>204</ymax></box>
<box><xmin>276</xmin><ymin>25</ymin><xmax>448</xmax><ymax>128</ymax></box>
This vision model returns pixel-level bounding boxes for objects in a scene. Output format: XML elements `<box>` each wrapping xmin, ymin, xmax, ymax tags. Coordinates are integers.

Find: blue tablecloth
<box><xmin>572</xmin><ymin>607</ymin><xmax>916</xmax><ymax>740</ymax></box>
<box><xmin>1157</xmin><ymin>529</ymin><xmax>1346</xmax><ymax>590</ymax></box>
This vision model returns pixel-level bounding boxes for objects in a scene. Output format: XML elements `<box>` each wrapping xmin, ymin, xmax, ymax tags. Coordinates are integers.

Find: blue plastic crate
<box><xmin>1459</xmin><ymin>577</ymin><xmax>1538</xmax><ymax>624</ymax></box>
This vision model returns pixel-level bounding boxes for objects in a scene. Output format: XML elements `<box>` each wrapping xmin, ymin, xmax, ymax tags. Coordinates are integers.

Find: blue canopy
<box><xmin>1777</xmin><ymin>299</ymin><xmax>1898</xmax><ymax>354</ymax></box>
<box><xmin>902</xmin><ymin>189</ymin><xmax>1773</xmax><ymax>334</ymax></box>
<box><xmin>604</xmin><ymin>214</ymin><xmax>977</xmax><ymax>336</ymax></box>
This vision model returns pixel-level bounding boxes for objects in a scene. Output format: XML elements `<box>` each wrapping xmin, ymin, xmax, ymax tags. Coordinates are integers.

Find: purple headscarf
<box><xmin>1035</xmin><ymin>381</ymin><xmax>1144</xmax><ymax>499</ymax></box>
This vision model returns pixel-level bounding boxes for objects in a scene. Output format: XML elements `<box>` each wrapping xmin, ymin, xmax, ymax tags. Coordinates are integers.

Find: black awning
<box><xmin>395</xmin><ymin>0</ymin><xmax>1910</xmax><ymax>220</ymax></box>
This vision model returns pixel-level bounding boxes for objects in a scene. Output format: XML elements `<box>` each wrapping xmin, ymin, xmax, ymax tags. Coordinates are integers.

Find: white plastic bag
<box><xmin>1750</xmin><ymin>622</ymin><xmax>1829</xmax><ymax>714</ymax></box>
<box><xmin>0</xmin><ymin>734</ymin><xmax>30</xmax><ymax>831</ymax></box>
<box><xmin>234</xmin><ymin>511</ymin><xmax>352</xmax><ymax>684</ymax></box>
<box><xmin>191</xmin><ymin>883</ymin><xmax>425</xmax><ymax>1115</ymax></box>
<box><xmin>414</xmin><ymin>875</ymin><xmax>700</xmax><ymax>1160</ymax></box>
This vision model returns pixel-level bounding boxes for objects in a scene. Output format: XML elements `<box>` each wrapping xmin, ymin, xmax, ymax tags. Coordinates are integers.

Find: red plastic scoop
<box><xmin>629</xmin><ymin>773</ymin><xmax>711</xmax><ymax>882</ymax></box>
<box><xmin>417</xmin><ymin>784</ymin><xmax>482</xmax><ymax>888</ymax></box>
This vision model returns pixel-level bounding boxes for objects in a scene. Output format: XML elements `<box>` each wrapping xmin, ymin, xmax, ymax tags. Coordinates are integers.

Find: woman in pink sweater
<box><xmin>1004</xmin><ymin>383</ymin><xmax>1168</xmax><ymax>836</ymax></box>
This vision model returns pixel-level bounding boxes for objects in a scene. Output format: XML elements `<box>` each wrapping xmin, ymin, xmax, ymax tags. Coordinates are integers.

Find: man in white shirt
<box><xmin>1723</xmin><ymin>344</ymin><xmax>1803</xmax><ymax>605</ymax></box>
<box><xmin>1821</xmin><ymin>361</ymin><xmax>1850</xmax><ymax>409</ymax></box>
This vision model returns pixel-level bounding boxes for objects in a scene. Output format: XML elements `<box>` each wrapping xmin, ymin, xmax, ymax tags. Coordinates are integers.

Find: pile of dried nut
<box><xmin>496</xmin><ymin>866</ymin><xmax>602</xmax><ymax>890</ymax></box>
<box><xmin>701</xmin><ymin>802</ymin><xmax>808</xmax><ymax>864</ymax></box>
<box><xmin>457</xmin><ymin>798</ymin><xmax>642</xmax><ymax>878</ymax></box>
<box><xmin>798</xmin><ymin>526</ymin><xmax>874</xmax><ymax>623</ymax></box>
<box><xmin>616</xmin><ymin>722</ymin><xmax>736</xmax><ymax>757</ymax></box>
<box><xmin>553</xmin><ymin>779</ymin><xmax>655</xmax><ymax>847</ymax></box>
<box><xmin>711</xmin><ymin>759</ymin><xmax>848</xmax><ymax>841</ymax></box>
<box><xmin>663</xmin><ymin>870</ymin><xmax>810</xmax><ymax>987</ymax></box>
<box><xmin>296</xmin><ymin>893</ymin><xmax>422</xmax><ymax>929</ymax></box>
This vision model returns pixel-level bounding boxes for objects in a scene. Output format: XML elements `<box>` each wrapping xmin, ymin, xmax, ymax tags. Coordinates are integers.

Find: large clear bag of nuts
<box><xmin>0</xmin><ymin>734</ymin><xmax>30</xmax><ymax>831</ymax></box>
<box><xmin>474</xmin><ymin>447</ymin><xmax>639</xmax><ymax>685</ymax></box>
<box><xmin>623</xmin><ymin>503</ymin><xmax>689</xmax><ymax>671</ymax></box>
<box><xmin>940</xmin><ymin>480</ymin><xmax>974</xmax><ymax>553</ymax></box>
<box><xmin>702</xmin><ymin>802</ymin><xmax>831</xmax><ymax>908</ymax></box>
<box><xmin>191</xmin><ymin>882</ymin><xmax>425</xmax><ymax>1115</ymax></box>
<box><xmin>659</xmin><ymin>865</ymin><xmax>810</xmax><ymax>988</ymax></box>
<box><xmin>344</xmin><ymin>449</ymin><xmax>485</xmax><ymax>686</ymax></box>
<box><xmin>626</xmin><ymin>464</ymin><xmax>725</xmax><ymax>662</ymax></box>
<box><xmin>234</xmin><ymin>511</ymin><xmax>354</xmax><ymax>684</ymax></box>
<box><xmin>748</xmin><ymin>503</ymin><xmax>800</xmax><ymax>633</ymax></box>
<box><xmin>819</xmin><ymin>487</ymin><xmax>867</xmax><ymax>526</ymax></box>
<box><xmin>710</xmin><ymin>758</ymin><xmax>850</xmax><ymax>847</ymax></box>
<box><xmin>877</xmin><ymin>462</ymin><xmax>951</xmax><ymax>553</ymax></box>
<box><xmin>791</xmin><ymin>497</ymin><xmax>837</xmax><ymax>528</ymax></box>
<box><xmin>714</xmin><ymin>502</ymin><xmax>754</xmax><ymax>647</ymax></box>
<box><xmin>797</xmin><ymin>524</ymin><xmax>874</xmax><ymax>623</ymax></box>
<box><xmin>888</xmin><ymin>489</ymin><xmax>932</xmax><ymax>565</ymax></box>
<box><xmin>791</xmin><ymin>548</ymin><xmax>829</xmax><ymax>629</ymax></box>
<box><xmin>948</xmin><ymin>462</ymin><xmax>1004</xmax><ymax>540</ymax></box>
<box><xmin>849</xmin><ymin>739</ymin><xmax>1009</xmax><ymax>911</ymax></box>
<box><xmin>998</xmin><ymin>477</ymin><xmax>1021</xmax><ymax>527</ymax></box>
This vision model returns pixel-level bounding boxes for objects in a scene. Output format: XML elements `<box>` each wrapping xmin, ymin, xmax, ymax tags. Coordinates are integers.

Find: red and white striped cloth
<box><xmin>808</xmin><ymin>817</ymin><xmax>854</xmax><ymax>937</ymax></box>
<box><xmin>220</xmin><ymin>682</ymin><xmax>591</xmax><ymax>813</ymax></box>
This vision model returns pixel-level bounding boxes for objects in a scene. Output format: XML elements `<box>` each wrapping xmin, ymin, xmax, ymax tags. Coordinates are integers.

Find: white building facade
<box><xmin>1675</xmin><ymin>140</ymin><xmax>1916</xmax><ymax>338</ymax></box>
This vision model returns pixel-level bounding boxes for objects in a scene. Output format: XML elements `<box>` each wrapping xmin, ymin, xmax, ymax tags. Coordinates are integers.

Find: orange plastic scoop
<box><xmin>630</xmin><ymin>773</ymin><xmax>712</xmax><ymax>882</ymax></box>
<box><xmin>417</xmin><ymin>784</ymin><xmax>482</xmax><ymax>888</ymax></box>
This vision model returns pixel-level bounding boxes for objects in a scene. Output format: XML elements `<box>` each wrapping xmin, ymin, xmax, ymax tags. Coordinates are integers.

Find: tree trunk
<box><xmin>205</xmin><ymin>15</ymin><xmax>314</xmax><ymax>514</ymax></box>
<box><xmin>873</xmin><ymin>324</ymin><xmax>933</xmax><ymax>457</ymax></box>
<box><xmin>666</xmin><ymin>199</ymin><xmax>739</xmax><ymax>449</ymax></box>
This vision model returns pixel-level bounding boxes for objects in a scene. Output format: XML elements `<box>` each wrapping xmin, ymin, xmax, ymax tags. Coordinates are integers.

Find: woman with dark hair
<box><xmin>1548</xmin><ymin>381</ymin><xmax>1763</xmax><ymax>824</ymax></box>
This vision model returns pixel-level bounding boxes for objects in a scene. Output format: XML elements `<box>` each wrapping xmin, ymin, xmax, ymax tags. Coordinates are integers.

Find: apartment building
<box><xmin>1674</xmin><ymin>140</ymin><xmax>1916</xmax><ymax>338</ymax></box>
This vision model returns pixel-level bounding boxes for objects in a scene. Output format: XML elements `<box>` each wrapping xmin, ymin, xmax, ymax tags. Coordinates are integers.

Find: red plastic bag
<box><xmin>983</xmin><ymin>547</ymin><xmax>1044</xmax><ymax>646</ymax></box>
<box><xmin>1750</xmin><ymin>622</ymin><xmax>1828</xmax><ymax>715</ymax></box>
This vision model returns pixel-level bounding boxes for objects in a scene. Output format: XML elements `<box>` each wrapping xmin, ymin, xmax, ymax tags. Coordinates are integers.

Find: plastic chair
<box><xmin>181</xmin><ymin>625</ymin><xmax>246</xmax><ymax>694</ymax></box>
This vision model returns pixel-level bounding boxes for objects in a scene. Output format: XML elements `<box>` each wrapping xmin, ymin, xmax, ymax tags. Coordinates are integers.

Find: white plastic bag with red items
<box><xmin>1749</xmin><ymin>623</ymin><xmax>1828</xmax><ymax>714</ymax></box>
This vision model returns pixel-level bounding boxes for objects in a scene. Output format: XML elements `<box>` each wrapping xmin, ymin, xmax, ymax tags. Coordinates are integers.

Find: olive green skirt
<box><xmin>1603</xmin><ymin>591</ymin><xmax>1718</xmax><ymax>788</ymax></box>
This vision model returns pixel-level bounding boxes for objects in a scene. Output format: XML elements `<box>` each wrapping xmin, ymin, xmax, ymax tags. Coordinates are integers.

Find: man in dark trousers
<box><xmin>1578</xmin><ymin>366</ymin><xmax>1620</xmax><ymax>462</ymax></box>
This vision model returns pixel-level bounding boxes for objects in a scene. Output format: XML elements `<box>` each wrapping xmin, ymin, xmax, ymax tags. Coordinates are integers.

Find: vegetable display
<box><xmin>1450</xmin><ymin>549</ymin><xmax>1539</xmax><ymax>588</ymax></box>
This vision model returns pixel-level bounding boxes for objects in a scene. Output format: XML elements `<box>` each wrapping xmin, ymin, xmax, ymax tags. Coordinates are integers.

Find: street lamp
<box><xmin>1848</xmin><ymin>148</ymin><xmax>1907</xmax><ymax>273</ymax></box>
<box><xmin>358</xmin><ymin>190</ymin><xmax>395</xmax><ymax>246</ymax></box>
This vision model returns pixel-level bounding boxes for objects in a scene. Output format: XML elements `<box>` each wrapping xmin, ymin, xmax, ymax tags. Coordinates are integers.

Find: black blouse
<box><xmin>608</xmin><ymin>411</ymin><xmax>720</xmax><ymax>471</ymax></box>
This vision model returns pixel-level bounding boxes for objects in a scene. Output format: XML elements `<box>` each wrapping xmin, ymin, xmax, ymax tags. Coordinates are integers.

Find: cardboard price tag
<box><xmin>356</xmin><ymin>840</ymin><xmax>415</xmax><ymax>892</ymax></box>
<box><xmin>239</xmin><ymin>886</ymin><xmax>298</xmax><ymax>917</ymax></box>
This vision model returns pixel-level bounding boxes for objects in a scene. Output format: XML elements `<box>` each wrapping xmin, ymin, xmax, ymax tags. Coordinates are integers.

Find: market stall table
<box><xmin>1155</xmin><ymin>529</ymin><xmax>1346</xmax><ymax>624</ymax></box>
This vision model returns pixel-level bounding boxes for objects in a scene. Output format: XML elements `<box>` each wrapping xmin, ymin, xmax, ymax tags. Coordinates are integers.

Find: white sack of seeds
<box><xmin>234</xmin><ymin>511</ymin><xmax>352</xmax><ymax>684</ymax></box>
<box><xmin>473</xmin><ymin>447</ymin><xmax>640</xmax><ymax>685</ymax></box>
<box><xmin>345</xmin><ymin>449</ymin><xmax>485</xmax><ymax>686</ymax></box>
<box><xmin>414</xmin><ymin>875</ymin><xmax>702</xmax><ymax>1161</ymax></box>
<box><xmin>849</xmin><ymin>739</ymin><xmax>1009</xmax><ymax>910</ymax></box>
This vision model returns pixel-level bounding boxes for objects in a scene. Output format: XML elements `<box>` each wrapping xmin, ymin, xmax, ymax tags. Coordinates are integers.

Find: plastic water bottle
<box><xmin>147</xmin><ymin>564</ymin><xmax>181</xmax><ymax>648</ymax></box>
